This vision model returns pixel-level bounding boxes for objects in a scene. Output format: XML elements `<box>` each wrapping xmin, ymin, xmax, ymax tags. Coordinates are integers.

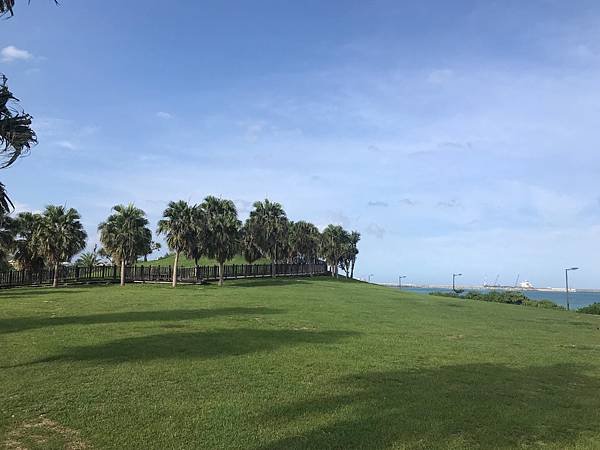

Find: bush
<box><xmin>429</xmin><ymin>291</ymin><xmax>461</xmax><ymax>298</ymax></box>
<box><xmin>431</xmin><ymin>290</ymin><xmax>564</xmax><ymax>310</ymax></box>
<box><xmin>577</xmin><ymin>302</ymin><xmax>600</xmax><ymax>315</ymax></box>
<box><xmin>522</xmin><ymin>299</ymin><xmax>565</xmax><ymax>310</ymax></box>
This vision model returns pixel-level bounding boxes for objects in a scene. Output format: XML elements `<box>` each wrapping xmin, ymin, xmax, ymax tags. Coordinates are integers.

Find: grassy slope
<box><xmin>140</xmin><ymin>254</ymin><xmax>270</xmax><ymax>267</ymax></box>
<box><xmin>1</xmin><ymin>279</ymin><xmax>600</xmax><ymax>449</ymax></box>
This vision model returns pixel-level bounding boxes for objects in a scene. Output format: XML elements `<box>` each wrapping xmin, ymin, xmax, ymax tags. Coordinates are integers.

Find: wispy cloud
<box><xmin>365</xmin><ymin>223</ymin><xmax>386</xmax><ymax>239</ymax></box>
<box><xmin>1</xmin><ymin>45</ymin><xmax>32</xmax><ymax>62</ymax></box>
<box><xmin>367</xmin><ymin>201</ymin><xmax>388</xmax><ymax>207</ymax></box>
<box><xmin>156</xmin><ymin>111</ymin><xmax>173</xmax><ymax>119</ymax></box>
<box><xmin>55</xmin><ymin>140</ymin><xmax>78</xmax><ymax>151</ymax></box>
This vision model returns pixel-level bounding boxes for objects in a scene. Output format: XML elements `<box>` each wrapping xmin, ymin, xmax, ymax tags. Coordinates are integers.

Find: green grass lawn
<box><xmin>1</xmin><ymin>278</ymin><xmax>600</xmax><ymax>449</ymax></box>
<box><xmin>141</xmin><ymin>254</ymin><xmax>270</xmax><ymax>267</ymax></box>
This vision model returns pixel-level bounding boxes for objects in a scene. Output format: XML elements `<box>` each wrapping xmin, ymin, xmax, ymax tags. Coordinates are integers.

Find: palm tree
<box><xmin>0</xmin><ymin>211</ymin><xmax>15</xmax><ymax>270</ymax></box>
<box><xmin>32</xmin><ymin>205</ymin><xmax>87</xmax><ymax>287</ymax></box>
<box><xmin>76</xmin><ymin>251</ymin><xmax>100</xmax><ymax>268</ymax></box>
<box><xmin>98</xmin><ymin>204</ymin><xmax>151</xmax><ymax>286</ymax></box>
<box><xmin>0</xmin><ymin>76</ymin><xmax>37</xmax><ymax>212</ymax></box>
<box><xmin>248</xmin><ymin>199</ymin><xmax>288</xmax><ymax>276</ymax></box>
<box><xmin>320</xmin><ymin>225</ymin><xmax>349</xmax><ymax>278</ymax></box>
<box><xmin>202</xmin><ymin>196</ymin><xmax>241</xmax><ymax>286</ymax></box>
<box><xmin>290</xmin><ymin>221</ymin><xmax>320</xmax><ymax>263</ymax></box>
<box><xmin>76</xmin><ymin>245</ymin><xmax>101</xmax><ymax>268</ymax></box>
<box><xmin>157</xmin><ymin>200</ymin><xmax>193</xmax><ymax>288</ymax></box>
<box><xmin>12</xmin><ymin>211</ymin><xmax>44</xmax><ymax>271</ymax></box>
<box><xmin>348</xmin><ymin>231</ymin><xmax>361</xmax><ymax>279</ymax></box>
<box><xmin>183</xmin><ymin>205</ymin><xmax>206</xmax><ymax>279</ymax></box>
<box><xmin>241</xmin><ymin>220</ymin><xmax>262</xmax><ymax>264</ymax></box>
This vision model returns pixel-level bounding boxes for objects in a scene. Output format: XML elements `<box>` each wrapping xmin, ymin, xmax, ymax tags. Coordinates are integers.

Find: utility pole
<box><xmin>452</xmin><ymin>273</ymin><xmax>462</xmax><ymax>292</ymax></box>
<box><xmin>565</xmin><ymin>267</ymin><xmax>579</xmax><ymax>311</ymax></box>
<box><xmin>398</xmin><ymin>275</ymin><xmax>406</xmax><ymax>289</ymax></box>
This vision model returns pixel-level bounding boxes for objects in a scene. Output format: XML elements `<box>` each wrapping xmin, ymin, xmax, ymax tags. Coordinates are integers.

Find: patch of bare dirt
<box><xmin>4</xmin><ymin>415</ymin><xmax>90</xmax><ymax>450</ymax></box>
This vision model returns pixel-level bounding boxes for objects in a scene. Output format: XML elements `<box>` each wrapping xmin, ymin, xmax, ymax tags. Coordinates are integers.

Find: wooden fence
<box><xmin>0</xmin><ymin>262</ymin><xmax>329</xmax><ymax>288</ymax></box>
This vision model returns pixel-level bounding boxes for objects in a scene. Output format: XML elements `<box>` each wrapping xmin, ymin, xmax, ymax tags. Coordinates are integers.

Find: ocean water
<box><xmin>400</xmin><ymin>287</ymin><xmax>600</xmax><ymax>310</ymax></box>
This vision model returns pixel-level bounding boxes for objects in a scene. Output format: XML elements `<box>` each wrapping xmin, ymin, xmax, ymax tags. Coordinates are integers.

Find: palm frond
<box><xmin>1</xmin><ymin>1</ymin><xmax>60</xmax><ymax>18</ymax></box>
<box><xmin>0</xmin><ymin>75</ymin><xmax>37</xmax><ymax>168</ymax></box>
<box><xmin>0</xmin><ymin>181</ymin><xmax>14</xmax><ymax>214</ymax></box>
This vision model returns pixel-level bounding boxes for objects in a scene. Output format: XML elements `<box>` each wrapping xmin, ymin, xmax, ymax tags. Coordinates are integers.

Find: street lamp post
<box><xmin>565</xmin><ymin>267</ymin><xmax>579</xmax><ymax>311</ymax></box>
<box><xmin>452</xmin><ymin>273</ymin><xmax>462</xmax><ymax>292</ymax></box>
<box><xmin>398</xmin><ymin>275</ymin><xmax>407</xmax><ymax>289</ymax></box>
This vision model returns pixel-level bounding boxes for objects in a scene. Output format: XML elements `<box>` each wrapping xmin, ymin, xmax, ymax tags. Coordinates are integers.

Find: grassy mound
<box><xmin>2</xmin><ymin>279</ymin><xmax>600</xmax><ymax>449</ymax></box>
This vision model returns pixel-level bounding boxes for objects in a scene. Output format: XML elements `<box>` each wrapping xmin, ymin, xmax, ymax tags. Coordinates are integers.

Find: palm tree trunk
<box><xmin>120</xmin><ymin>260</ymin><xmax>126</xmax><ymax>286</ymax></box>
<box><xmin>218</xmin><ymin>261</ymin><xmax>224</xmax><ymax>286</ymax></box>
<box><xmin>172</xmin><ymin>250</ymin><xmax>179</xmax><ymax>288</ymax></box>
<box><xmin>53</xmin><ymin>262</ymin><xmax>59</xmax><ymax>288</ymax></box>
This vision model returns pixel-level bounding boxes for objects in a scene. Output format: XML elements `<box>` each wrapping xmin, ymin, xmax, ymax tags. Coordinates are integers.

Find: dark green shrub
<box><xmin>522</xmin><ymin>299</ymin><xmax>565</xmax><ymax>310</ymax></box>
<box><xmin>428</xmin><ymin>291</ymin><xmax>461</xmax><ymax>298</ymax></box>
<box><xmin>430</xmin><ymin>289</ymin><xmax>564</xmax><ymax>310</ymax></box>
<box><xmin>577</xmin><ymin>302</ymin><xmax>600</xmax><ymax>315</ymax></box>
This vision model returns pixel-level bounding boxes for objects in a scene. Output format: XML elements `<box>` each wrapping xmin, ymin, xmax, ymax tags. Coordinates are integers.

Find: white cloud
<box><xmin>156</xmin><ymin>111</ymin><xmax>173</xmax><ymax>119</ymax></box>
<box><xmin>1</xmin><ymin>45</ymin><xmax>33</xmax><ymax>62</ymax></box>
<box><xmin>55</xmin><ymin>140</ymin><xmax>77</xmax><ymax>150</ymax></box>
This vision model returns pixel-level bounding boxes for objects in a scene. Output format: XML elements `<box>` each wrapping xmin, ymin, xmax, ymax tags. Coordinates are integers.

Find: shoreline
<box><xmin>380</xmin><ymin>284</ymin><xmax>600</xmax><ymax>293</ymax></box>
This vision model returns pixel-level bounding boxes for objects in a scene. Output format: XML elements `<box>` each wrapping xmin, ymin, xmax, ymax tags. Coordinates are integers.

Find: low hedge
<box><xmin>430</xmin><ymin>290</ymin><xmax>564</xmax><ymax>310</ymax></box>
<box><xmin>577</xmin><ymin>302</ymin><xmax>600</xmax><ymax>315</ymax></box>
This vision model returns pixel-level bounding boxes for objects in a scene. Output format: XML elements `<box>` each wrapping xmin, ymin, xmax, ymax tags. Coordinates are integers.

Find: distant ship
<box><xmin>519</xmin><ymin>280</ymin><xmax>534</xmax><ymax>289</ymax></box>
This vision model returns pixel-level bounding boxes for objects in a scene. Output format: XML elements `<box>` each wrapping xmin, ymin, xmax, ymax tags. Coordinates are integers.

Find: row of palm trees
<box><xmin>0</xmin><ymin>197</ymin><xmax>360</xmax><ymax>288</ymax></box>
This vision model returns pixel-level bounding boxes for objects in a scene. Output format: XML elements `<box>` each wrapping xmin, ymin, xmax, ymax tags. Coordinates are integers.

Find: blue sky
<box><xmin>1</xmin><ymin>0</ymin><xmax>600</xmax><ymax>288</ymax></box>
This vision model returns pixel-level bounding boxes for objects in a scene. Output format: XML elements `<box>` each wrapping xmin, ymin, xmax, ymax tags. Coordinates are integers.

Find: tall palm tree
<box><xmin>0</xmin><ymin>211</ymin><xmax>15</xmax><ymax>270</ymax></box>
<box><xmin>12</xmin><ymin>211</ymin><xmax>44</xmax><ymax>271</ymax></box>
<box><xmin>241</xmin><ymin>220</ymin><xmax>262</xmax><ymax>264</ymax></box>
<box><xmin>32</xmin><ymin>205</ymin><xmax>87</xmax><ymax>287</ymax></box>
<box><xmin>320</xmin><ymin>225</ymin><xmax>349</xmax><ymax>278</ymax></box>
<box><xmin>348</xmin><ymin>231</ymin><xmax>361</xmax><ymax>279</ymax></box>
<box><xmin>248</xmin><ymin>199</ymin><xmax>288</xmax><ymax>276</ymax></box>
<box><xmin>202</xmin><ymin>196</ymin><xmax>241</xmax><ymax>286</ymax></box>
<box><xmin>0</xmin><ymin>76</ymin><xmax>37</xmax><ymax>212</ymax></box>
<box><xmin>183</xmin><ymin>204</ymin><xmax>206</xmax><ymax>279</ymax></box>
<box><xmin>157</xmin><ymin>201</ymin><xmax>194</xmax><ymax>288</ymax></box>
<box><xmin>98</xmin><ymin>204</ymin><xmax>151</xmax><ymax>286</ymax></box>
<box><xmin>290</xmin><ymin>221</ymin><xmax>321</xmax><ymax>264</ymax></box>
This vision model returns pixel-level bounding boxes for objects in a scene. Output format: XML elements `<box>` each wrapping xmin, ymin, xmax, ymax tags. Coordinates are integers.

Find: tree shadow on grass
<box><xmin>226</xmin><ymin>276</ymin><xmax>342</xmax><ymax>289</ymax></box>
<box><xmin>17</xmin><ymin>328</ymin><xmax>358</xmax><ymax>366</ymax></box>
<box><xmin>0</xmin><ymin>288</ymin><xmax>93</xmax><ymax>299</ymax></box>
<box><xmin>257</xmin><ymin>363</ymin><xmax>600</xmax><ymax>449</ymax></box>
<box><xmin>0</xmin><ymin>307</ymin><xmax>283</xmax><ymax>334</ymax></box>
